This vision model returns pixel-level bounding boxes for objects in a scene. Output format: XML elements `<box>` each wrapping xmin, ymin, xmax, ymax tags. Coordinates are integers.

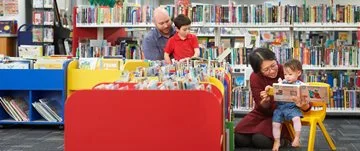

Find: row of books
<box><xmin>164</xmin><ymin>3</ymin><xmax>360</xmax><ymax>24</ymax></box>
<box><xmin>302</xmin><ymin>70</ymin><xmax>360</xmax><ymax>89</ymax></box>
<box><xmin>78</xmin><ymin>58</ymin><xmax>123</xmax><ymax>70</ymax></box>
<box><xmin>0</xmin><ymin>57</ymin><xmax>69</xmax><ymax>69</ymax></box>
<box><xmin>294</xmin><ymin>31</ymin><xmax>360</xmax><ymax>67</ymax></box>
<box><xmin>232</xmin><ymin>86</ymin><xmax>360</xmax><ymax>111</ymax></box>
<box><xmin>32</xmin><ymin>99</ymin><xmax>62</xmax><ymax>122</ymax></box>
<box><xmin>33</xmin><ymin>0</ymin><xmax>53</xmax><ymax>9</ymax></box>
<box><xmin>343</xmin><ymin>90</ymin><xmax>360</xmax><ymax>110</ymax></box>
<box><xmin>32</xmin><ymin>27</ymin><xmax>53</xmax><ymax>43</ymax></box>
<box><xmin>76</xmin><ymin>3</ymin><xmax>360</xmax><ymax>25</ymax></box>
<box><xmin>32</xmin><ymin>11</ymin><xmax>54</xmax><ymax>25</ymax></box>
<box><xmin>76</xmin><ymin>4</ymin><xmax>153</xmax><ymax>25</ymax></box>
<box><xmin>77</xmin><ymin>39</ymin><xmax>142</xmax><ymax>59</ymax></box>
<box><xmin>294</xmin><ymin>46</ymin><xmax>360</xmax><ymax>67</ymax></box>
<box><xmin>18</xmin><ymin>45</ymin><xmax>55</xmax><ymax>58</ymax></box>
<box><xmin>0</xmin><ymin>97</ymin><xmax>29</xmax><ymax>121</ymax></box>
<box><xmin>232</xmin><ymin>88</ymin><xmax>253</xmax><ymax>111</ymax></box>
<box><xmin>0</xmin><ymin>97</ymin><xmax>62</xmax><ymax>122</ymax></box>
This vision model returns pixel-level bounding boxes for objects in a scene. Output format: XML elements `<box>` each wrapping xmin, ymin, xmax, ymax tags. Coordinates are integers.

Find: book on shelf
<box><xmin>0</xmin><ymin>20</ymin><xmax>17</xmax><ymax>34</ymax></box>
<box><xmin>43</xmin><ymin>27</ymin><xmax>54</xmax><ymax>42</ymax></box>
<box><xmin>32</xmin><ymin>11</ymin><xmax>43</xmax><ymax>25</ymax></box>
<box><xmin>0</xmin><ymin>59</ymin><xmax>33</xmax><ymax>69</ymax></box>
<box><xmin>78</xmin><ymin>58</ymin><xmax>123</xmax><ymax>70</ymax></box>
<box><xmin>32</xmin><ymin>102</ymin><xmax>57</xmax><ymax>122</ymax></box>
<box><xmin>10</xmin><ymin>98</ymin><xmax>29</xmax><ymax>121</ymax></box>
<box><xmin>0</xmin><ymin>97</ymin><xmax>29</xmax><ymax>121</ymax></box>
<box><xmin>39</xmin><ymin>99</ymin><xmax>62</xmax><ymax>122</ymax></box>
<box><xmin>33</xmin><ymin>58</ymin><xmax>68</xmax><ymax>69</ymax></box>
<box><xmin>271</xmin><ymin>83</ymin><xmax>329</xmax><ymax>102</ymax></box>
<box><xmin>33</xmin><ymin>0</ymin><xmax>53</xmax><ymax>8</ymax></box>
<box><xmin>0</xmin><ymin>97</ymin><xmax>21</xmax><ymax>121</ymax></box>
<box><xmin>18</xmin><ymin>45</ymin><xmax>43</xmax><ymax>58</ymax></box>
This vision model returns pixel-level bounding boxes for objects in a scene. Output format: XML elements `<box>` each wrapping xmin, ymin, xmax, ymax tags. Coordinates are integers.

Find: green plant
<box><xmin>88</xmin><ymin>0</ymin><xmax>117</xmax><ymax>7</ymax></box>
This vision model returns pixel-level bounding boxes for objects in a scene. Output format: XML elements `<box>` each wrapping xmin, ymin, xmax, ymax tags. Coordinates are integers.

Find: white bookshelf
<box><xmin>76</xmin><ymin>23</ymin><xmax>155</xmax><ymax>28</ymax></box>
<box><xmin>221</xmin><ymin>34</ymin><xmax>245</xmax><ymax>37</ymax></box>
<box><xmin>196</xmin><ymin>34</ymin><xmax>215</xmax><ymax>37</ymax></box>
<box><xmin>234</xmin><ymin>109</ymin><xmax>360</xmax><ymax>115</ymax></box>
<box><xmin>326</xmin><ymin>109</ymin><xmax>360</xmax><ymax>116</ymax></box>
<box><xmin>303</xmin><ymin>66</ymin><xmax>360</xmax><ymax>70</ymax></box>
<box><xmin>217</xmin><ymin>23</ymin><xmax>292</xmax><ymax>28</ymax></box>
<box><xmin>293</xmin><ymin>23</ymin><xmax>359</xmax><ymax>31</ymax></box>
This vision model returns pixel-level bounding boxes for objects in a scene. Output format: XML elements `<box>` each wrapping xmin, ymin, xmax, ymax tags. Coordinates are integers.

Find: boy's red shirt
<box><xmin>164</xmin><ymin>32</ymin><xmax>199</xmax><ymax>61</ymax></box>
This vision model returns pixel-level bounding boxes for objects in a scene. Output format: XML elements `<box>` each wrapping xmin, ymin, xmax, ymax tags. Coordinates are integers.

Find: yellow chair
<box><xmin>269</xmin><ymin>82</ymin><xmax>336</xmax><ymax>151</ymax></box>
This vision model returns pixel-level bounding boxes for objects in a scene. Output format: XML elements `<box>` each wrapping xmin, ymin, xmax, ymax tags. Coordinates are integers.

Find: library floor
<box><xmin>0</xmin><ymin>117</ymin><xmax>359</xmax><ymax>151</ymax></box>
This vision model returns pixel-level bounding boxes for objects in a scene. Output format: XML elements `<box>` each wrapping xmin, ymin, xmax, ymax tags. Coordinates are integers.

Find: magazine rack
<box><xmin>0</xmin><ymin>61</ymin><xmax>69</xmax><ymax>125</ymax></box>
<box><xmin>65</xmin><ymin>83</ymin><xmax>224</xmax><ymax>151</ymax></box>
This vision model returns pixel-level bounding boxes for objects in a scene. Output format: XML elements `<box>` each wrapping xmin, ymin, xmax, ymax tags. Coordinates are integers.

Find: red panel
<box><xmin>65</xmin><ymin>89</ymin><xmax>223</xmax><ymax>151</ymax></box>
<box><xmin>104</xmin><ymin>28</ymin><xmax>127</xmax><ymax>45</ymax></box>
<box><xmin>71</xmin><ymin>7</ymin><xmax>127</xmax><ymax>56</ymax></box>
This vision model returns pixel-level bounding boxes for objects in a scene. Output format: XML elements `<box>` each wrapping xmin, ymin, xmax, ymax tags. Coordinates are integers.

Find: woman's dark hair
<box><xmin>248</xmin><ymin>48</ymin><xmax>277</xmax><ymax>73</ymax></box>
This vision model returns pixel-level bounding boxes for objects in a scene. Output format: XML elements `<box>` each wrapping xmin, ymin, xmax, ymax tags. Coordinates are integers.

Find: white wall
<box><xmin>57</xmin><ymin>0</ymin><xmax>65</xmax><ymax>10</ymax></box>
<box><xmin>0</xmin><ymin>0</ymin><xmax>25</xmax><ymax>29</ymax></box>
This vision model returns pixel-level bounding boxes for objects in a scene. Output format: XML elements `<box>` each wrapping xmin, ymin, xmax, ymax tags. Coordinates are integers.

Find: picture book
<box><xmin>18</xmin><ymin>45</ymin><xmax>43</xmax><ymax>58</ymax></box>
<box><xmin>32</xmin><ymin>11</ymin><xmax>43</xmax><ymax>25</ymax></box>
<box><xmin>272</xmin><ymin>83</ymin><xmax>329</xmax><ymax>102</ymax></box>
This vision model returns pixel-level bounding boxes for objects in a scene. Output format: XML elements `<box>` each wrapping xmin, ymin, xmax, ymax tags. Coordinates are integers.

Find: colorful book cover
<box><xmin>273</xmin><ymin>83</ymin><xmax>329</xmax><ymax>102</ymax></box>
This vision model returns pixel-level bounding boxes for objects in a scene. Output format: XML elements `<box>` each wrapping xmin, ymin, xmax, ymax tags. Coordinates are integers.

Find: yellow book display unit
<box><xmin>67</xmin><ymin>60</ymin><xmax>123</xmax><ymax>97</ymax></box>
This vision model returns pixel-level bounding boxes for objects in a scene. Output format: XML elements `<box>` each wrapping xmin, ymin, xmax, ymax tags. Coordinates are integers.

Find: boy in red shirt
<box><xmin>164</xmin><ymin>14</ymin><xmax>200</xmax><ymax>64</ymax></box>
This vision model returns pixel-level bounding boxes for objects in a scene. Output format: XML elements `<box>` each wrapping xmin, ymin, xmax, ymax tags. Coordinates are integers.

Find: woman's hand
<box><xmin>292</xmin><ymin>94</ymin><xmax>310</xmax><ymax>110</ymax></box>
<box><xmin>260</xmin><ymin>85</ymin><xmax>272</xmax><ymax>107</ymax></box>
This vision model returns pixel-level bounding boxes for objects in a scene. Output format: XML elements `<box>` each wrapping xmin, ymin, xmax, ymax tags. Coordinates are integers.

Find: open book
<box><xmin>271</xmin><ymin>83</ymin><xmax>329</xmax><ymax>102</ymax></box>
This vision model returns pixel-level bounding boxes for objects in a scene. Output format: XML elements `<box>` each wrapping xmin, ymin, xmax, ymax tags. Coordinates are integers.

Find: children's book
<box><xmin>272</xmin><ymin>83</ymin><xmax>329</xmax><ymax>102</ymax></box>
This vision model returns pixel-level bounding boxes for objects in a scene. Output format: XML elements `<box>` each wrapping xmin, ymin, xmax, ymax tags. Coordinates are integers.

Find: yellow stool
<box><xmin>269</xmin><ymin>82</ymin><xmax>336</xmax><ymax>151</ymax></box>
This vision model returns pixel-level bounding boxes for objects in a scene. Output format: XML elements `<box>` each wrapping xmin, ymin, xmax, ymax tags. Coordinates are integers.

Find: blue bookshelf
<box><xmin>0</xmin><ymin>61</ymin><xmax>69</xmax><ymax>125</ymax></box>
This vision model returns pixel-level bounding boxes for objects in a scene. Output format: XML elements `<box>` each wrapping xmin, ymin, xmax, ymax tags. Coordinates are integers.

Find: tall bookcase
<box><xmin>72</xmin><ymin>0</ymin><xmax>360</xmax><ymax>115</ymax></box>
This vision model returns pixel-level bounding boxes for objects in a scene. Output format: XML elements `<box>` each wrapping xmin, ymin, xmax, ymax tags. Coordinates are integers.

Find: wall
<box><xmin>0</xmin><ymin>0</ymin><xmax>25</xmax><ymax>29</ymax></box>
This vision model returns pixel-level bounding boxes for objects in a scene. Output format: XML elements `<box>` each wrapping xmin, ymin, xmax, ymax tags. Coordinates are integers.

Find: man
<box><xmin>142</xmin><ymin>7</ymin><xmax>176</xmax><ymax>60</ymax></box>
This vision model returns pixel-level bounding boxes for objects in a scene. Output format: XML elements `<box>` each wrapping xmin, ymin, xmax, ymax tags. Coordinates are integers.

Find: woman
<box><xmin>234</xmin><ymin>48</ymin><xmax>312</xmax><ymax>149</ymax></box>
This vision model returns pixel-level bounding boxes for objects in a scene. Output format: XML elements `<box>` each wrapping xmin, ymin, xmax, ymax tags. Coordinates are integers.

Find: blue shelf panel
<box><xmin>0</xmin><ymin>69</ymin><xmax>65</xmax><ymax>90</ymax></box>
<box><xmin>0</xmin><ymin>91</ymin><xmax>30</xmax><ymax>121</ymax></box>
<box><xmin>30</xmin><ymin>90</ymin><xmax>64</xmax><ymax>121</ymax></box>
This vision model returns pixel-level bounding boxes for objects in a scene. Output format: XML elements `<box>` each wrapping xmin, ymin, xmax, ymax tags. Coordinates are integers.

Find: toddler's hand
<box><xmin>292</xmin><ymin>94</ymin><xmax>309</xmax><ymax>108</ymax></box>
<box><xmin>278</xmin><ymin>78</ymin><xmax>283</xmax><ymax>83</ymax></box>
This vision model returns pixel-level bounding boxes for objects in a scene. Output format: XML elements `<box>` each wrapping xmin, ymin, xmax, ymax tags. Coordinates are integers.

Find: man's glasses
<box><xmin>261</xmin><ymin>63</ymin><xmax>278</xmax><ymax>73</ymax></box>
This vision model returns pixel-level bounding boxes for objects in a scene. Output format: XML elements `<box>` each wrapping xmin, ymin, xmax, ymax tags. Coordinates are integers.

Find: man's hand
<box><xmin>179</xmin><ymin>57</ymin><xmax>190</xmax><ymax>62</ymax></box>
